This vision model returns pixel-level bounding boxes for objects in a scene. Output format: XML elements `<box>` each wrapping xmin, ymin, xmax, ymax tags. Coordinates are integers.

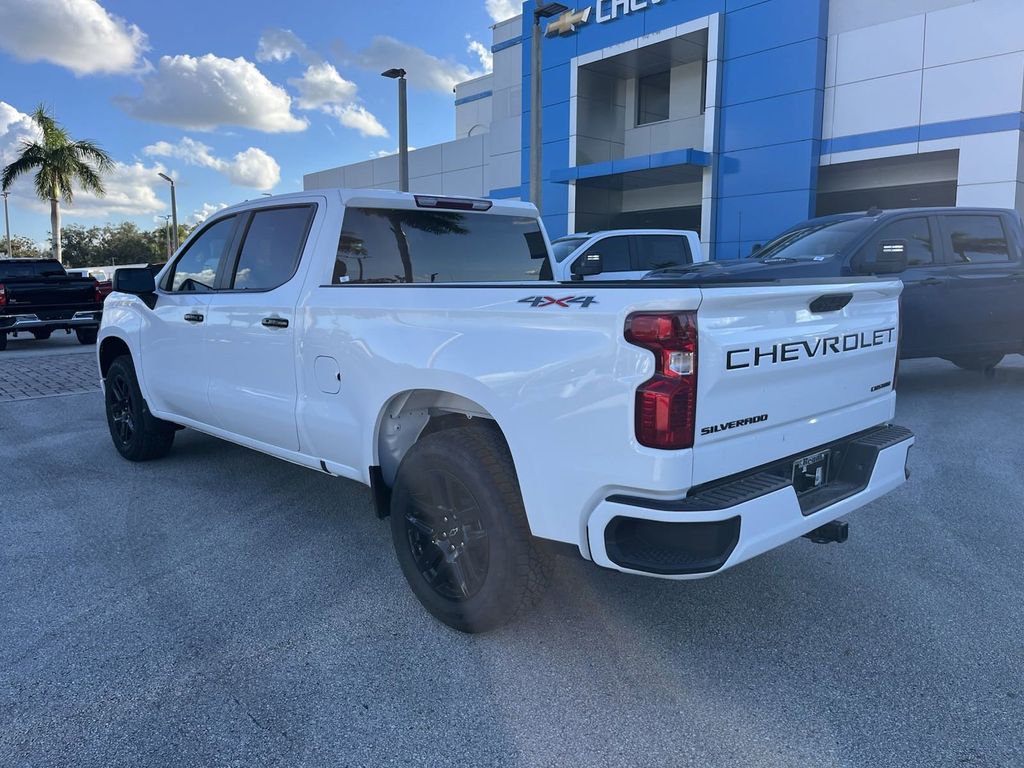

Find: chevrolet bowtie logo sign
<box><xmin>545</xmin><ymin>7</ymin><xmax>593</xmax><ymax>36</ymax></box>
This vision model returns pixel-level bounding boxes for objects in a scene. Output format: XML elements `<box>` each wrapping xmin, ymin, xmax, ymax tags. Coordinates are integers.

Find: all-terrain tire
<box><xmin>950</xmin><ymin>354</ymin><xmax>1003</xmax><ymax>372</ymax></box>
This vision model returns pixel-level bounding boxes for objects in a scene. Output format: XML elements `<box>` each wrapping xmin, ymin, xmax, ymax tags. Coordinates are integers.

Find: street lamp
<box><xmin>1</xmin><ymin>191</ymin><xmax>11</xmax><ymax>258</ymax></box>
<box><xmin>381</xmin><ymin>67</ymin><xmax>409</xmax><ymax>193</ymax></box>
<box><xmin>161</xmin><ymin>214</ymin><xmax>172</xmax><ymax>258</ymax></box>
<box><xmin>530</xmin><ymin>2</ymin><xmax>569</xmax><ymax>212</ymax></box>
<box><xmin>157</xmin><ymin>172</ymin><xmax>179</xmax><ymax>252</ymax></box>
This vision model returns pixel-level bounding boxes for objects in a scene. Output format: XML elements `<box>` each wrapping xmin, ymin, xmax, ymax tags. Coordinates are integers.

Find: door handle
<box><xmin>261</xmin><ymin>316</ymin><xmax>289</xmax><ymax>329</ymax></box>
<box><xmin>184</xmin><ymin>312</ymin><xmax>204</xmax><ymax>323</ymax></box>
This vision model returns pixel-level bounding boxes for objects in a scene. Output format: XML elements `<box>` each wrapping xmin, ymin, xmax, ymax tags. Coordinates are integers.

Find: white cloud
<box><xmin>256</xmin><ymin>28</ymin><xmax>316</xmax><ymax>64</ymax></box>
<box><xmin>144</xmin><ymin>137</ymin><xmax>280</xmax><ymax>190</ymax></box>
<box><xmin>324</xmin><ymin>104</ymin><xmax>388</xmax><ymax>138</ymax></box>
<box><xmin>341</xmin><ymin>36</ymin><xmax>489</xmax><ymax>93</ymax></box>
<box><xmin>189</xmin><ymin>202</ymin><xmax>229</xmax><ymax>225</ymax></box>
<box><xmin>0</xmin><ymin>0</ymin><xmax>147</xmax><ymax>75</ymax></box>
<box><xmin>485</xmin><ymin>0</ymin><xmax>522</xmax><ymax>22</ymax></box>
<box><xmin>117</xmin><ymin>54</ymin><xmax>307</xmax><ymax>133</ymax></box>
<box><xmin>289</xmin><ymin>62</ymin><xmax>357</xmax><ymax>109</ymax></box>
<box><xmin>0</xmin><ymin>101</ymin><xmax>41</xmax><ymax>167</ymax></box>
<box><xmin>467</xmin><ymin>38</ymin><xmax>493</xmax><ymax>73</ymax></box>
<box><xmin>370</xmin><ymin>146</ymin><xmax>416</xmax><ymax>159</ymax></box>
<box><xmin>10</xmin><ymin>161</ymin><xmax>168</xmax><ymax>219</ymax></box>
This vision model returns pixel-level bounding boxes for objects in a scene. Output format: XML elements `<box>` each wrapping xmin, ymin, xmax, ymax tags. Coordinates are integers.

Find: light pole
<box><xmin>157</xmin><ymin>172</ymin><xmax>179</xmax><ymax>252</ymax></box>
<box><xmin>382</xmin><ymin>68</ymin><xmax>409</xmax><ymax>192</ymax></box>
<box><xmin>161</xmin><ymin>214</ymin><xmax>172</xmax><ymax>258</ymax></box>
<box><xmin>1</xmin><ymin>191</ymin><xmax>11</xmax><ymax>258</ymax></box>
<box><xmin>530</xmin><ymin>3</ymin><xmax>569</xmax><ymax>211</ymax></box>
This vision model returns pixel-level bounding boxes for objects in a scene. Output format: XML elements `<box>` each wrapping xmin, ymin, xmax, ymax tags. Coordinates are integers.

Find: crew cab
<box><xmin>0</xmin><ymin>258</ymin><xmax>104</xmax><ymax>351</ymax></box>
<box><xmin>648</xmin><ymin>208</ymin><xmax>1024</xmax><ymax>371</ymax></box>
<box><xmin>550</xmin><ymin>229</ymin><xmax>704</xmax><ymax>281</ymax></box>
<box><xmin>98</xmin><ymin>190</ymin><xmax>914</xmax><ymax>632</ymax></box>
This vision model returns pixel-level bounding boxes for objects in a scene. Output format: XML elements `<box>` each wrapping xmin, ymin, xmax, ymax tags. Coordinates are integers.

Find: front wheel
<box><xmin>390</xmin><ymin>425</ymin><xmax>551</xmax><ymax>633</ymax></box>
<box><xmin>76</xmin><ymin>327</ymin><xmax>98</xmax><ymax>345</ymax></box>
<box><xmin>950</xmin><ymin>354</ymin><xmax>1003</xmax><ymax>372</ymax></box>
<box><xmin>104</xmin><ymin>355</ymin><xmax>176</xmax><ymax>461</ymax></box>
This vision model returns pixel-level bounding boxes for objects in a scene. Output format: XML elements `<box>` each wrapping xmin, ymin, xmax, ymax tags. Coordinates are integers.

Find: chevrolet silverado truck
<box><xmin>97</xmin><ymin>190</ymin><xmax>914</xmax><ymax>632</ymax></box>
<box><xmin>0</xmin><ymin>258</ymin><xmax>104</xmax><ymax>351</ymax></box>
<box><xmin>648</xmin><ymin>207</ymin><xmax>1024</xmax><ymax>372</ymax></box>
<box><xmin>550</xmin><ymin>229</ymin><xmax>705</xmax><ymax>281</ymax></box>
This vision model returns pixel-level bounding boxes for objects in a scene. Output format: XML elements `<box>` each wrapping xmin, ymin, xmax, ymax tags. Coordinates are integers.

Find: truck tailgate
<box><xmin>5</xmin><ymin>278</ymin><xmax>98</xmax><ymax>315</ymax></box>
<box><xmin>692</xmin><ymin>279</ymin><xmax>902</xmax><ymax>486</ymax></box>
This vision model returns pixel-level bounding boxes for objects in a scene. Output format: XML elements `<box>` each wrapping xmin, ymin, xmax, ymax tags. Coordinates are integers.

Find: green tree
<box><xmin>5</xmin><ymin>235</ymin><xmax>44</xmax><ymax>259</ymax></box>
<box><xmin>1</xmin><ymin>105</ymin><xmax>113</xmax><ymax>264</ymax></box>
<box><xmin>96</xmin><ymin>222</ymin><xmax>162</xmax><ymax>266</ymax></box>
<box><xmin>58</xmin><ymin>223</ymin><xmax>103</xmax><ymax>268</ymax></box>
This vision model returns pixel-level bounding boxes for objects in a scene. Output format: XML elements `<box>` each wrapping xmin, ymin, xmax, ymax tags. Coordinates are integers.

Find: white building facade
<box><xmin>305</xmin><ymin>0</ymin><xmax>1024</xmax><ymax>259</ymax></box>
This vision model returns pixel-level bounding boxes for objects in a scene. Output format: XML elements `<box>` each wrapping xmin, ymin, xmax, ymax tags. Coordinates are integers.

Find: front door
<box><xmin>142</xmin><ymin>214</ymin><xmax>240</xmax><ymax>422</ymax></box>
<box><xmin>205</xmin><ymin>202</ymin><xmax>319</xmax><ymax>452</ymax></box>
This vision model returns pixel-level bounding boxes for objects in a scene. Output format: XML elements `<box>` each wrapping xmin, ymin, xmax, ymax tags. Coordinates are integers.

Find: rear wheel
<box><xmin>389</xmin><ymin>425</ymin><xmax>551</xmax><ymax>633</ymax></box>
<box><xmin>31</xmin><ymin>329</ymin><xmax>52</xmax><ymax>340</ymax></box>
<box><xmin>76</xmin><ymin>327</ymin><xmax>98</xmax><ymax>345</ymax></box>
<box><xmin>950</xmin><ymin>354</ymin><xmax>1003</xmax><ymax>372</ymax></box>
<box><xmin>104</xmin><ymin>355</ymin><xmax>175</xmax><ymax>461</ymax></box>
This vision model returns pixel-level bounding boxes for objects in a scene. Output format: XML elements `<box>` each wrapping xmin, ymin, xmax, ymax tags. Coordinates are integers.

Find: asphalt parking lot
<box><xmin>1</xmin><ymin>341</ymin><xmax>1022</xmax><ymax>768</ymax></box>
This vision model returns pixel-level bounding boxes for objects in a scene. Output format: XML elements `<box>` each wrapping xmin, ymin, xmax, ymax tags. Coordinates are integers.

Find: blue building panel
<box><xmin>715</xmin><ymin>188</ymin><xmax>817</xmax><ymax>256</ymax></box>
<box><xmin>717</xmin><ymin>140</ymin><xmax>821</xmax><ymax>198</ymax></box>
<box><xmin>720</xmin><ymin>90</ymin><xmax>823</xmax><ymax>152</ymax></box>
<box><xmin>724</xmin><ymin>0</ymin><xmax>828</xmax><ymax>60</ymax></box>
<box><xmin>720</xmin><ymin>38</ymin><xmax>825</xmax><ymax>107</ymax></box>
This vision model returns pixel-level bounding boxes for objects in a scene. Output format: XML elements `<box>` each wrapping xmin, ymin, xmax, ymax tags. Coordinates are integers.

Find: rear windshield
<box><xmin>0</xmin><ymin>260</ymin><xmax>66</xmax><ymax>279</ymax></box>
<box><xmin>333</xmin><ymin>207</ymin><xmax>551</xmax><ymax>284</ymax></box>
<box><xmin>754</xmin><ymin>218</ymin><xmax>876</xmax><ymax>261</ymax></box>
<box><xmin>551</xmin><ymin>237</ymin><xmax>588</xmax><ymax>263</ymax></box>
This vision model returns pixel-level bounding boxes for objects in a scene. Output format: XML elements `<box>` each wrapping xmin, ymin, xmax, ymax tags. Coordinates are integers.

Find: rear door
<box><xmin>693</xmin><ymin>279</ymin><xmax>902</xmax><ymax>485</ymax></box>
<box><xmin>937</xmin><ymin>212</ymin><xmax>1022</xmax><ymax>354</ymax></box>
<box><xmin>631</xmin><ymin>234</ymin><xmax>693</xmax><ymax>274</ymax></box>
<box><xmin>142</xmin><ymin>214</ymin><xmax>240</xmax><ymax>422</ymax></box>
<box><xmin>204</xmin><ymin>202</ymin><xmax>319</xmax><ymax>451</ymax></box>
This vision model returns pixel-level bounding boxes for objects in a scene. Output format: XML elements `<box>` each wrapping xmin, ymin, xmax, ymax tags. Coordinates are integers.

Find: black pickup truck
<box><xmin>0</xmin><ymin>258</ymin><xmax>104</xmax><ymax>351</ymax></box>
<box><xmin>646</xmin><ymin>207</ymin><xmax>1024</xmax><ymax>371</ymax></box>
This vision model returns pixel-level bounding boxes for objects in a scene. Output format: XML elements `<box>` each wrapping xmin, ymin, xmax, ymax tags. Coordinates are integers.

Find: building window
<box><xmin>637</xmin><ymin>71</ymin><xmax>671</xmax><ymax>126</ymax></box>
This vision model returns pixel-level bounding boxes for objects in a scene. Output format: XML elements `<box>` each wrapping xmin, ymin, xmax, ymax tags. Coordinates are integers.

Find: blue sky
<box><xmin>0</xmin><ymin>0</ymin><xmax>520</xmax><ymax>243</ymax></box>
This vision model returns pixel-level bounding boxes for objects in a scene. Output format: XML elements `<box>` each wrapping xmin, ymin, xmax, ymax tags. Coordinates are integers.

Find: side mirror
<box><xmin>113</xmin><ymin>266</ymin><xmax>157</xmax><ymax>306</ymax></box>
<box><xmin>571</xmin><ymin>252</ymin><xmax>603</xmax><ymax>279</ymax></box>
<box><xmin>859</xmin><ymin>239</ymin><xmax>908</xmax><ymax>274</ymax></box>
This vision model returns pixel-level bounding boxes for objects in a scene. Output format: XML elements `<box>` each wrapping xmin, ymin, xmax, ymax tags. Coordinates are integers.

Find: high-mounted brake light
<box><xmin>414</xmin><ymin>195</ymin><xmax>492</xmax><ymax>212</ymax></box>
<box><xmin>625</xmin><ymin>311</ymin><xmax>698</xmax><ymax>450</ymax></box>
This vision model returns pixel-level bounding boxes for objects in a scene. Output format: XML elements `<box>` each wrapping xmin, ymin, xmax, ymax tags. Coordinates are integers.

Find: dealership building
<box><xmin>304</xmin><ymin>0</ymin><xmax>1024</xmax><ymax>259</ymax></box>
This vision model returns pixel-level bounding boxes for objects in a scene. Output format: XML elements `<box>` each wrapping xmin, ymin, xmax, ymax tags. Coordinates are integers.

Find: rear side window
<box><xmin>231</xmin><ymin>206</ymin><xmax>314</xmax><ymax>291</ymax></box>
<box><xmin>165</xmin><ymin>216</ymin><xmax>237</xmax><ymax>292</ymax></box>
<box><xmin>0</xmin><ymin>260</ymin><xmax>64</xmax><ymax>279</ymax></box>
<box><xmin>582</xmin><ymin>236</ymin><xmax>630</xmax><ymax>273</ymax></box>
<box><xmin>946</xmin><ymin>216</ymin><xmax>1011</xmax><ymax>264</ymax></box>
<box><xmin>333</xmin><ymin>207</ymin><xmax>549</xmax><ymax>284</ymax></box>
<box><xmin>633</xmin><ymin>235</ymin><xmax>691</xmax><ymax>271</ymax></box>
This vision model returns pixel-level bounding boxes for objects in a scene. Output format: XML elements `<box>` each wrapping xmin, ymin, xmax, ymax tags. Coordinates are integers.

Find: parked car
<box><xmin>0</xmin><ymin>258</ymin><xmax>104</xmax><ymax>350</ymax></box>
<box><xmin>646</xmin><ymin>207</ymin><xmax>1024</xmax><ymax>371</ymax></box>
<box><xmin>99</xmin><ymin>190</ymin><xmax>913</xmax><ymax>632</ymax></box>
<box><xmin>550</xmin><ymin>229</ymin><xmax>704</xmax><ymax>281</ymax></box>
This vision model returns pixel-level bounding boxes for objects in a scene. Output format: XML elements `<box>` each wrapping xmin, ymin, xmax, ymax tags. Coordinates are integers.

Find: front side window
<box><xmin>870</xmin><ymin>218</ymin><xmax>935</xmax><ymax>267</ymax></box>
<box><xmin>582</xmin><ymin>236</ymin><xmax>630</xmax><ymax>273</ymax></box>
<box><xmin>231</xmin><ymin>206</ymin><xmax>314</xmax><ymax>291</ymax></box>
<box><xmin>633</xmin><ymin>235</ymin><xmax>691</xmax><ymax>271</ymax></box>
<box><xmin>637</xmin><ymin>71</ymin><xmax>670</xmax><ymax>126</ymax></box>
<box><xmin>946</xmin><ymin>216</ymin><xmax>1011</xmax><ymax>264</ymax></box>
<box><xmin>333</xmin><ymin>207</ymin><xmax>549</xmax><ymax>284</ymax></box>
<box><xmin>551</xmin><ymin>236</ymin><xmax>588</xmax><ymax>263</ymax></box>
<box><xmin>166</xmin><ymin>216</ymin><xmax>236</xmax><ymax>292</ymax></box>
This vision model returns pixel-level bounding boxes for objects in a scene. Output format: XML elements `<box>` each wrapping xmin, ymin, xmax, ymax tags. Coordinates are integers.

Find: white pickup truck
<box><xmin>98</xmin><ymin>190</ymin><xmax>914</xmax><ymax>632</ymax></box>
<box><xmin>550</xmin><ymin>229</ymin><xmax>705</xmax><ymax>281</ymax></box>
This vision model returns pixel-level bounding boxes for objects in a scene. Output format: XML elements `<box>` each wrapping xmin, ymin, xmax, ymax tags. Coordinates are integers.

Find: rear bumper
<box><xmin>0</xmin><ymin>311</ymin><xmax>102</xmax><ymax>332</ymax></box>
<box><xmin>587</xmin><ymin>425</ymin><xmax>914</xmax><ymax>579</ymax></box>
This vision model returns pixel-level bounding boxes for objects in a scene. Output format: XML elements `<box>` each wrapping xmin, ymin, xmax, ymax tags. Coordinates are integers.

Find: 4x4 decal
<box><xmin>518</xmin><ymin>296</ymin><xmax>598</xmax><ymax>308</ymax></box>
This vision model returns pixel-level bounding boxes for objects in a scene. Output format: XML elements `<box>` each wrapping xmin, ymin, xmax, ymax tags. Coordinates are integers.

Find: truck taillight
<box><xmin>625</xmin><ymin>311</ymin><xmax>698</xmax><ymax>450</ymax></box>
<box><xmin>0</xmin><ymin>283</ymin><xmax>5</xmax><ymax>308</ymax></box>
<box><xmin>93</xmin><ymin>280</ymin><xmax>104</xmax><ymax>304</ymax></box>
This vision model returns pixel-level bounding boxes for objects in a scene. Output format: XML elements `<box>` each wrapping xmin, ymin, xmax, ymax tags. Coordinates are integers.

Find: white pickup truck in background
<box><xmin>98</xmin><ymin>190</ymin><xmax>914</xmax><ymax>632</ymax></box>
<box><xmin>550</xmin><ymin>229</ymin><xmax>704</xmax><ymax>281</ymax></box>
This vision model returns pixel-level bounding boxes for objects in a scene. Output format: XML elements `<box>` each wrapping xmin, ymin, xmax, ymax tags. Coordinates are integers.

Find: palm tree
<box><xmin>1</xmin><ymin>105</ymin><xmax>113</xmax><ymax>264</ymax></box>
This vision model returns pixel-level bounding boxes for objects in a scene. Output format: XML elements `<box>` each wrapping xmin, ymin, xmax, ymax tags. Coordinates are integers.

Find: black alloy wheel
<box><xmin>107</xmin><ymin>371</ymin><xmax>136</xmax><ymax>448</ymax></box>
